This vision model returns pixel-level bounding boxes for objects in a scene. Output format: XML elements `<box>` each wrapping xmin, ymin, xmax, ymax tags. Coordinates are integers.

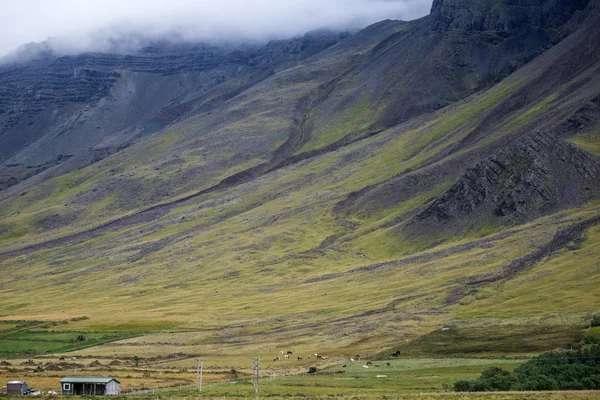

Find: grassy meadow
<box><xmin>2</xmin><ymin>355</ymin><xmax>600</xmax><ymax>398</ymax></box>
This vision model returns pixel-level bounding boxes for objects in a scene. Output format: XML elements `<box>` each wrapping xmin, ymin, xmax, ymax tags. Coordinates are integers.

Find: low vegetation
<box><xmin>454</xmin><ymin>345</ymin><xmax>600</xmax><ymax>392</ymax></box>
<box><xmin>0</xmin><ymin>321</ymin><xmax>137</xmax><ymax>357</ymax></box>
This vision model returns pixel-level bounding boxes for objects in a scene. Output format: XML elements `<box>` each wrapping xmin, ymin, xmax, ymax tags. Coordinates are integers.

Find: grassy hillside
<box><xmin>0</xmin><ymin>0</ymin><xmax>599</xmax><ymax>384</ymax></box>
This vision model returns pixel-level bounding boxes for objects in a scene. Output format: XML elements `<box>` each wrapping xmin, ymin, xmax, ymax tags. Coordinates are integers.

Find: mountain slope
<box><xmin>0</xmin><ymin>0</ymin><xmax>599</xmax><ymax>361</ymax></box>
<box><xmin>0</xmin><ymin>31</ymin><xmax>346</xmax><ymax>190</ymax></box>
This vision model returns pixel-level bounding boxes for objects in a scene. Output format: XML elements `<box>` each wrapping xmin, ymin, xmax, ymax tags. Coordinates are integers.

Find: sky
<box><xmin>0</xmin><ymin>0</ymin><xmax>433</xmax><ymax>57</ymax></box>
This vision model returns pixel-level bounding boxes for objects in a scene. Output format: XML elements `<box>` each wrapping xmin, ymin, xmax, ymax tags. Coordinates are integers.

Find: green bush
<box><xmin>583</xmin><ymin>334</ymin><xmax>600</xmax><ymax>344</ymax></box>
<box><xmin>517</xmin><ymin>375</ymin><xmax>557</xmax><ymax>391</ymax></box>
<box><xmin>453</xmin><ymin>380</ymin><xmax>472</xmax><ymax>392</ymax></box>
<box><xmin>591</xmin><ymin>315</ymin><xmax>600</xmax><ymax>327</ymax></box>
<box><xmin>455</xmin><ymin>345</ymin><xmax>600</xmax><ymax>392</ymax></box>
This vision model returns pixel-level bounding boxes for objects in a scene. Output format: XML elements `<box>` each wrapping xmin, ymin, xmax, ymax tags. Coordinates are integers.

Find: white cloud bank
<box><xmin>0</xmin><ymin>0</ymin><xmax>433</xmax><ymax>56</ymax></box>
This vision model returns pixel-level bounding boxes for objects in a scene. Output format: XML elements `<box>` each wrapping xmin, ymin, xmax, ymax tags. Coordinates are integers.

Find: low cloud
<box><xmin>1</xmin><ymin>0</ymin><xmax>433</xmax><ymax>57</ymax></box>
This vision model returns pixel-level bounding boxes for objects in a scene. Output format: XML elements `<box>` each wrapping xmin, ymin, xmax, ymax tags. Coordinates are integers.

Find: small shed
<box><xmin>7</xmin><ymin>381</ymin><xmax>28</xmax><ymax>395</ymax></box>
<box><xmin>60</xmin><ymin>377</ymin><xmax>120</xmax><ymax>395</ymax></box>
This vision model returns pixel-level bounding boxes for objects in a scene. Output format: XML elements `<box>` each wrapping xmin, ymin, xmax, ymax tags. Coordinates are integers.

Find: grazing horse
<box><xmin>366</xmin><ymin>361</ymin><xmax>373</xmax><ymax>366</ymax></box>
<box><xmin>274</xmin><ymin>357</ymin><xmax>280</xmax><ymax>361</ymax></box>
<box><xmin>386</xmin><ymin>362</ymin><xmax>391</xmax><ymax>367</ymax></box>
<box><xmin>308</xmin><ymin>355</ymin><xmax>311</xmax><ymax>359</ymax></box>
<box><xmin>284</xmin><ymin>354</ymin><xmax>289</xmax><ymax>359</ymax></box>
<box><xmin>297</xmin><ymin>356</ymin><xmax>303</xmax><ymax>361</ymax></box>
<box><xmin>286</xmin><ymin>351</ymin><xmax>293</xmax><ymax>355</ymax></box>
<box><xmin>316</xmin><ymin>354</ymin><xmax>322</xmax><ymax>359</ymax></box>
<box><xmin>355</xmin><ymin>354</ymin><xmax>361</xmax><ymax>360</ymax></box>
<box><xmin>350</xmin><ymin>358</ymin><xmax>355</xmax><ymax>362</ymax></box>
<box><xmin>59</xmin><ymin>357</ymin><xmax>65</xmax><ymax>361</ymax></box>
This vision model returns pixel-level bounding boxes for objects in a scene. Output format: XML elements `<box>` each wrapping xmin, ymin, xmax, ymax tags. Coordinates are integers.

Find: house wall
<box><xmin>61</xmin><ymin>381</ymin><xmax>118</xmax><ymax>395</ymax></box>
<box><xmin>61</xmin><ymin>382</ymin><xmax>74</xmax><ymax>395</ymax></box>
<box><xmin>106</xmin><ymin>381</ymin><xmax>120</xmax><ymax>395</ymax></box>
<box><xmin>7</xmin><ymin>382</ymin><xmax>27</xmax><ymax>395</ymax></box>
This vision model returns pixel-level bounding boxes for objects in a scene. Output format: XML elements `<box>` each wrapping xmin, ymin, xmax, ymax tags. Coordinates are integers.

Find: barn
<box><xmin>7</xmin><ymin>381</ymin><xmax>28</xmax><ymax>395</ymax></box>
<box><xmin>60</xmin><ymin>377</ymin><xmax>120</xmax><ymax>395</ymax></box>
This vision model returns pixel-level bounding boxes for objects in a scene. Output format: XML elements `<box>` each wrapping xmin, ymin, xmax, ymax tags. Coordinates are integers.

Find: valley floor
<box><xmin>0</xmin><ymin>356</ymin><xmax>583</xmax><ymax>397</ymax></box>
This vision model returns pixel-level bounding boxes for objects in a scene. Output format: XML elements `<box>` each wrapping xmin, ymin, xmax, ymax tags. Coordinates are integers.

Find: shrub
<box><xmin>455</xmin><ymin>345</ymin><xmax>600</xmax><ymax>392</ymax></box>
<box><xmin>518</xmin><ymin>375</ymin><xmax>557</xmax><ymax>391</ymax></box>
<box><xmin>480</xmin><ymin>366</ymin><xmax>510</xmax><ymax>380</ymax></box>
<box><xmin>591</xmin><ymin>315</ymin><xmax>600</xmax><ymax>327</ymax></box>
<box><xmin>581</xmin><ymin>376</ymin><xmax>600</xmax><ymax>389</ymax></box>
<box><xmin>583</xmin><ymin>334</ymin><xmax>600</xmax><ymax>345</ymax></box>
<box><xmin>453</xmin><ymin>380</ymin><xmax>472</xmax><ymax>392</ymax></box>
<box><xmin>307</xmin><ymin>367</ymin><xmax>318</xmax><ymax>374</ymax></box>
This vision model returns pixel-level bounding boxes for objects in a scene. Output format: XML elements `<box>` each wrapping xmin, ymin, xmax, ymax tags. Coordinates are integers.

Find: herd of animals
<box><xmin>272</xmin><ymin>351</ymin><xmax>331</xmax><ymax>361</ymax></box>
<box><xmin>272</xmin><ymin>352</ymin><xmax>391</xmax><ymax>369</ymax></box>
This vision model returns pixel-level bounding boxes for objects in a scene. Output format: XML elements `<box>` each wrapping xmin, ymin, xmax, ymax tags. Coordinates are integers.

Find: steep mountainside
<box><xmin>0</xmin><ymin>0</ymin><xmax>599</xmax><ymax>361</ymax></box>
<box><xmin>0</xmin><ymin>31</ymin><xmax>346</xmax><ymax>189</ymax></box>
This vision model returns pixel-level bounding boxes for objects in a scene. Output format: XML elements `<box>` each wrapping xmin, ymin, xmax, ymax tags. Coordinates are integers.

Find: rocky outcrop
<box><xmin>430</xmin><ymin>0</ymin><xmax>591</xmax><ymax>33</ymax></box>
<box><xmin>0</xmin><ymin>64</ymin><xmax>118</xmax><ymax>133</ymax></box>
<box><xmin>417</xmin><ymin>131</ymin><xmax>600</xmax><ymax>225</ymax></box>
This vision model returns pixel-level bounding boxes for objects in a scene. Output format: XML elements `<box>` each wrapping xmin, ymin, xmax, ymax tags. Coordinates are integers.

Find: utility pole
<box><xmin>196</xmin><ymin>357</ymin><xmax>205</xmax><ymax>393</ymax></box>
<box><xmin>251</xmin><ymin>357</ymin><xmax>261</xmax><ymax>400</ymax></box>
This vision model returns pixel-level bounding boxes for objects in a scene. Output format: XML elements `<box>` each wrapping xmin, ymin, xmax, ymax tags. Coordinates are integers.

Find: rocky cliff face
<box><xmin>0</xmin><ymin>32</ymin><xmax>344</xmax><ymax>155</ymax></box>
<box><xmin>302</xmin><ymin>0</ymin><xmax>593</xmax><ymax>146</ymax></box>
<box><xmin>416</xmin><ymin>131</ymin><xmax>600</xmax><ymax>228</ymax></box>
<box><xmin>430</xmin><ymin>0</ymin><xmax>590</xmax><ymax>33</ymax></box>
<box><xmin>0</xmin><ymin>31</ymin><xmax>346</xmax><ymax>189</ymax></box>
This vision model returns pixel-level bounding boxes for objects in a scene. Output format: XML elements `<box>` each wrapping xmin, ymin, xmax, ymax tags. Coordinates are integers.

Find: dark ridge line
<box><xmin>269</xmin><ymin>128</ymin><xmax>385</xmax><ymax>171</ymax></box>
<box><xmin>292</xmin><ymin>65</ymin><xmax>362</xmax><ymax>151</ymax></box>
<box><xmin>302</xmin><ymin>228</ymin><xmax>518</xmax><ymax>284</ymax></box>
<box><xmin>0</xmin><ymin>125</ymin><xmax>390</xmax><ymax>261</ymax></box>
<box><xmin>301</xmin><ymin>213</ymin><xmax>600</xmax><ymax>285</ymax></box>
<box><xmin>465</xmin><ymin>213</ymin><xmax>600</xmax><ymax>286</ymax></box>
<box><xmin>442</xmin><ymin>213</ymin><xmax>600</xmax><ymax>306</ymax></box>
<box><xmin>269</xmin><ymin>57</ymin><xmax>370</xmax><ymax>164</ymax></box>
<box><xmin>0</xmin><ymin>162</ymin><xmax>268</xmax><ymax>261</ymax></box>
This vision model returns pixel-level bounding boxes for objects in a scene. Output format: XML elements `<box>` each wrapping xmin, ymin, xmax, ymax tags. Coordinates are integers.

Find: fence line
<box><xmin>123</xmin><ymin>372</ymin><xmax>350</xmax><ymax>396</ymax></box>
<box><xmin>124</xmin><ymin>371</ymin><xmax>347</xmax><ymax>394</ymax></box>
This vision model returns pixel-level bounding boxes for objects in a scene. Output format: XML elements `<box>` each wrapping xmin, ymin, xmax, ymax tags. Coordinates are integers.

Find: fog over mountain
<box><xmin>0</xmin><ymin>0</ymin><xmax>433</xmax><ymax>57</ymax></box>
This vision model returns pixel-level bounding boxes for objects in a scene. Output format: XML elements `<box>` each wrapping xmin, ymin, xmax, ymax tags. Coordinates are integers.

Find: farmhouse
<box><xmin>60</xmin><ymin>377</ymin><xmax>120</xmax><ymax>395</ymax></box>
<box><xmin>6</xmin><ymin>381</ymin><xmax>28</xmax><ymax>395</ymax></box>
